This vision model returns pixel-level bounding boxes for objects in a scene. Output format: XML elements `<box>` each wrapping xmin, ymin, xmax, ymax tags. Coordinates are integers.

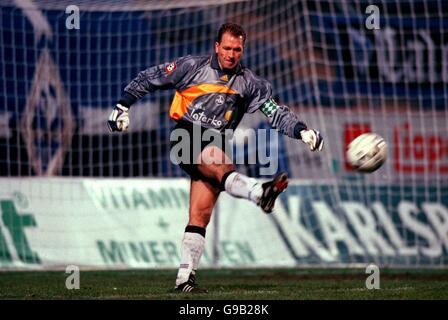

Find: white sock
<box><xmin>224</xmin><ymin>172</ymin><xmax>263</xmax><ymax>204</ymax></box>
<box><xmin>175</xmin><ymin>232</ymin><xmax>205</xmax><ymax>287</ymax></box>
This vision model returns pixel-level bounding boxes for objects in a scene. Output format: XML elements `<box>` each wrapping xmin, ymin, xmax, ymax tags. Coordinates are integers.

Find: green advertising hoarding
<box><xmin>0</xmin><ymin>179</ymin><xmax>446</xmax><ymax>269</ymax></box>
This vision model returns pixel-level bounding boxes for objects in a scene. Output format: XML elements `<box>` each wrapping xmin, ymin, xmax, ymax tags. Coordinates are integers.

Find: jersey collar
<box><xmin>210</xmin><ymin>53</ymin><xmax>243</xmax><ymax>75</ymax></box>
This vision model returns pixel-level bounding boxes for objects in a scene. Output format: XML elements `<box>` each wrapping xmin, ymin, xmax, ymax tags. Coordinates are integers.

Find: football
<box><xmin>346</xmin><ymin>133</ymin><xmax>387</xmax><ymax>173</ymax></box>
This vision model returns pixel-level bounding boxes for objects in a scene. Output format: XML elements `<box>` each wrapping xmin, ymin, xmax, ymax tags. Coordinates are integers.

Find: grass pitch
<box><xmin>0</xmin><ymin>268</ymin><xmax>447</xmax><ymax>300</ymax></box>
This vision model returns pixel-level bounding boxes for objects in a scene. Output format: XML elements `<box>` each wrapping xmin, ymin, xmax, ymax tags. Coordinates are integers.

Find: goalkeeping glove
<box><xmin>107</xmin><ymin>104</ymin><xmax>129</xmax><ymax>132</ymax></box>
<box><xmin>300</xmin><ymin>129</ymin><xmax>324</xmax><ymax>151</ymax></box>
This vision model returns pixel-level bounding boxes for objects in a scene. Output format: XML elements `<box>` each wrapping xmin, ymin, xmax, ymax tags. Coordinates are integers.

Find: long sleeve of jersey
<box><xmin>118</xmin><ymin>55</ymin><xmax>198</xmax><ymax>107</ymax></box>
<box><xmin>247</xmin><ymin>77</ymin><xmax>307</xmax><ymax>139</ymax></box>
<box><xmin>265</xmin><ymin>101</ymin><xmax>307</xmax><ymax>139</ymax></box>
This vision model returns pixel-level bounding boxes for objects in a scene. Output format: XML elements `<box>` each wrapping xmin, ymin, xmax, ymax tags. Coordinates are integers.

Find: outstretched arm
<box><xmin>246</xmin><ymin>76</ymin><xmax>323</xmax><ymax>151</ymax></box>
<box><xmin>260</xmin><ymin>98</ymin><xmax>324</xmax><ymax>151</ymax></box>
<box><xmin>107</xmin><ymin>55</ymin><xmax>197</xmax><ymax>132</ymax></box>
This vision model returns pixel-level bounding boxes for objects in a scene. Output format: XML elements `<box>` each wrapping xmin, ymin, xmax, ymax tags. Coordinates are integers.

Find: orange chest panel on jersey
<box><xmin>169</xmin><ymin>83</ymin><xmax>239</xmax><ymax>120</ymax></box>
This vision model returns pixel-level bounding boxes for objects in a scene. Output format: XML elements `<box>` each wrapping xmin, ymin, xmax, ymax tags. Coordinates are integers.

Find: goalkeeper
<box><xmin>108</xmin><ymin>23</ymin><xmax>323</xmax><ymax>293</ymax></box>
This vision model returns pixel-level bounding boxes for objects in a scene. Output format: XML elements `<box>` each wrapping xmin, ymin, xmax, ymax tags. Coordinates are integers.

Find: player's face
<box><xmin>215</xmin><ymin>32</ymin><xmax>244</xmax><ymax>70</ymax></box>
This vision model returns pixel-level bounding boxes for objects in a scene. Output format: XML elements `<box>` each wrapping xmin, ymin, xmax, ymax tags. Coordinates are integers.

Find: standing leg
<box><xmin>175</xmin><ymin>178</ymin><xmax>220</xmax><ymax>293</ymax></box>
<box><xmin>175</xmin><ymin>145</ymin><xmax>288</xmax><ymax>293</ymax></box>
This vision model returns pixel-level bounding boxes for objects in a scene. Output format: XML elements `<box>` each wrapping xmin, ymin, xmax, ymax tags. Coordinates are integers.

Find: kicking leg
<box><xmin>198</xmin><ymin>145</ymin><xmax>288</xmax><ymax>213</ymax></box>
<box><xmin>197</xmin><ymin>145</ymin><xmax>263</xmax><ymax>204</ymax></box>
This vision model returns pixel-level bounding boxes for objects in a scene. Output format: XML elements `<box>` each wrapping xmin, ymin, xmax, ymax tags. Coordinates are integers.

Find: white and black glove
<box><xmin>107</xmin><ymin>104</ymin><xmax>129</xmax><ymax>132</ymax></box>
<box><xmin>300</xmin><ymin>129</ymin><xmax>324</xmax><ymax>151</ymax></box>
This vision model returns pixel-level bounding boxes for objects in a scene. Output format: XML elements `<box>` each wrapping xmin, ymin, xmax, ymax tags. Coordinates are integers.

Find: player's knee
<box><xmin>218</xmin><ymin>164</ymin><xmax>236</xmax><ymax>180</ymax></box>
<box><xmin>212</xmin><ymin>165</ymin><xmax>235</xmax><ymax>183</ymax></box>
<box><xmin>198</xmin><ymin>163</ymin><xmax>235</xmax><ymax>182</ymax></box>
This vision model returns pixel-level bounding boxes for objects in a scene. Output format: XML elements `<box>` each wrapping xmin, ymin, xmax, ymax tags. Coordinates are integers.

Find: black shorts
<box><xmin>170</xmin><ymin>121</ymin><xmax>233</xmax><ymax>183</ymax></box>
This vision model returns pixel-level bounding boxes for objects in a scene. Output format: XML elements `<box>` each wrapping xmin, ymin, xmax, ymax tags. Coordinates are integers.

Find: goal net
<box><xmin>0</xmin><ymin>0</ymin><xmax>447</xmax><ymax>269</ymax></box>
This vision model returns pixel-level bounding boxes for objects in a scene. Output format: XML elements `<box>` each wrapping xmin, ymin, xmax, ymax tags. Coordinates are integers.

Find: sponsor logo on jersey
<box><xmin>189</xmin><ymin>109</ymin><xmax>223</xmax><ymax>127</ymax></box>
